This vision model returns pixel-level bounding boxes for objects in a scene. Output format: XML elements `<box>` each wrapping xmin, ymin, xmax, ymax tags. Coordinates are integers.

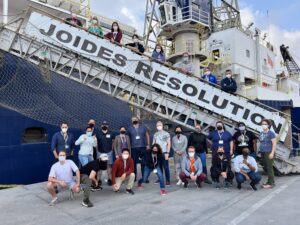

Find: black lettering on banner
<box><xmin>81</xmin><ymin>40</ymin><xmax>97</xmax><ymax>53</ymax></box>
<box><xmin>212</xmin><ymin>96</ymin><xmax>229</xmax><ymax>109</ymax></box>
<box><xmin>56</xmin><ymin>30</ymin><xmax>72</xmax><ymax>43</ymax></box>
<box><xmin>112</xmin><ymin>54</ymin><xmax>127</xmax><ymax>67</ymax></box>
<box><xmin>198</xmin><ymin>90</ymin><xmax>210</xmax><ymax>104</ymax></box>
<box><xmin>153</xmin><ymin>71</ymin><xmax>168</xmax><ymax>85</ymax></box>
<box><xmin>230</xmin><ymin>102</ymin><xmax>244</xmax><ymax>115</ymax></box>
<box><xmin>182</xmin><ymin>84</ymin><xmax>197</xmax><ymax>96</ymax></box>
<box><xmin>135</xmin><ymin>61</ymin><xmax>152</xmax><ymax>79</ymax></box>
<box><xmin>242</xmin><ymin>108</ymin><xmax>251</xmax><ymax>120</ymax></box>
<box><xmin>250</xmin><ymin>113</ymin><xmax>264</xmax><ymax>126</ymax></box>
<box><xmin>40</xmin><ymin>24</ymin><xmax>56</xmax><ymax>36</ymax></box>
<box><xmin>97</xmin><ymin>47</ymin><xmax>113</xmax><ymax>61</ymax></box>
<box><xmin>167</xmin><ymin>77</ymin><xmax>181</xmax><ymax>90</ymax></box>
<box><xmin>73</xmin><ymin>36</ymin><xmax>81</xmax><ymax>48</ymax></box>
<box><xmin>270</xmin><ymin>120</ymin><xmax>282</xmax><ymax>134</ymax></box>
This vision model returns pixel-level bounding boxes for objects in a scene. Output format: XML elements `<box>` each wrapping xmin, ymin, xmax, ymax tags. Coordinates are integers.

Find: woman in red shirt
<box><xmin>105</xmin><ymin>21</ymin><xmax>123</xmax><ymax>44</ymax></box>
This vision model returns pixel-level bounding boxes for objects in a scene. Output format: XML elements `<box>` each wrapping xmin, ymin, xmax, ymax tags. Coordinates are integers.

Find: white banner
<box><xmin>25</xmin><ymin>12</ymin><xmax>288</xmax><ymax>140</ymax></box>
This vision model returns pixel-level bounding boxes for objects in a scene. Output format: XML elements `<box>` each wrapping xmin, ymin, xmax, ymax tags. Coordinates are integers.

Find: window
<box><xmin>246</xmin><ymin>50</ymin><xmax>250</xmax><ymax>58</ymax></box>
<box><xmin>186</xmin><ymin>40</ymin><xmax>194</xmax><ymax>53</ymax></box>
<box><xmin>22</xmin><ymin>127</ymin><xmax>48</xmax><ymax>144</ymax></box>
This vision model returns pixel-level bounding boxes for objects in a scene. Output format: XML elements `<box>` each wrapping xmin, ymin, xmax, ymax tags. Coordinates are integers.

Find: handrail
<box><xmin>11</xmin><ymin>6</ymin><xmax>291</xmax><ymax>120</ymax></box>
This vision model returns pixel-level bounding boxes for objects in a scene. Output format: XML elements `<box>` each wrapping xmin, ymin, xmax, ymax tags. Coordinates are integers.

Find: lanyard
<box><xmin>218</xmin><ymin>131</ymin><xmax>224</xmax><ymax>140</ymax></box>
<box><xmin>61</xmin><ymin>132</ymin><xmax>68</xmax><ymax>144</ymax></box>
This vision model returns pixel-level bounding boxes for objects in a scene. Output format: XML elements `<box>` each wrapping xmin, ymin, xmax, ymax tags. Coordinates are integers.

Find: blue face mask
<box><xmin>86</xmin><ymin>132</ymin><xmax>92</xmax><ymax>137</ymax></box>
<box><xmin>58</xmin><ymin>156</ymin><xmax>66</xmax><ymax>162</ymax></box>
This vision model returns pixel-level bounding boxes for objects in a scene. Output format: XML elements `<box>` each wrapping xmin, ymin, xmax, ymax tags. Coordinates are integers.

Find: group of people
<box><xmin>48</xmin><ymin>116</ymin><xmax>277</xmax><ymax>208</ymax></box>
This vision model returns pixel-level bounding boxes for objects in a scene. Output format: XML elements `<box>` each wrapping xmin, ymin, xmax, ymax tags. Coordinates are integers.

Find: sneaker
<box><xmin>166</xmin><ymin>181</ymin><xmax>171</xmax><ymax>186</ymax></box>
<box><xmin>183</xmin><ymin>182</ymin><xmax>188</xmax><ymax>189</ymax></box>
<box><xmin>114</xmin><ymin>189</ymin><xmax>120</xmax><ymax>193</ymax></box>
<box><xmin>107</xmin><ymin>179</ymin><xmax>112</xmax><ymax>186</ymax></box>
<box><xmin>98</xmin><ymin>179</ymin><xmax>102</xmax><ymax>187</ymax></box>
<box><xmin>250</xmin><ymin>182</ymin><xmax>257</xmax><ymax>191</ymax></box>
<box><xmin>262</xmin><ymin>184</ymin><xmax>273</xmax><ymax>189</ymax></box>
<box><xmin>69</xmin><ymin>190</ymin><xmax>74</xmax><ymax>200</ymax></box>
<box><xmin>81</xmin><ymin>200</ymin><xmax>93</xmax><ymax>208</ymax></box>
<box><xmin>176</xmin><ymin>179</ymin><xmax>182</xmax><ymax>186</ymax></box>
<box><xmin>224</xmin><ymin>181</ymin><xmax>230</xmax><ymax>189</ymax></box>
<box><xmin>137</xmin><ymin>183</ymin><xmax>143</xmax><ymax>189</ymax></box>
<box><xmin>49</xmin><ymin>197</ymin><xmax>58</xmax><ymax>206</ymax></box>
<box><xmin>196</xmin><ymin>181</ymin><xmax>202</xmax><ymax>188</ymax></box>
<box><xmin>126</xmin><ymin>189</ymin><xmax>135</xmax><ymax>195</ymax></box>
<box><xmin>214</xmin><ymin>182</ymin><xmax>221</xmax><ymax>189</ymax></box>
<box><xmin>160</xmin><ymin>189</ymin><xmax>167</xmax><ymax>196</ymax></box>
<box><xmin>154</xmin><ymin>179</ymin><xmax>159</xmax><ymax>184</ymax></box>
<box><xmin>145</xmin><ymin>180</ymin><xmax>150</xmax><ymax>184</ymax></box>
<box><xmin>237</xmin><ymin>183</ymin><xmax>242</xmax><ymax>190</ymax></box>
<box><xmin>204</xmin><ymin>178</ymin><xmax>212</xmax><ymax>184</ymax></box>
<box><xmin>91</xmin><ymin>185</ymin><xmax>102</xmax><ymax>192</ymax></box>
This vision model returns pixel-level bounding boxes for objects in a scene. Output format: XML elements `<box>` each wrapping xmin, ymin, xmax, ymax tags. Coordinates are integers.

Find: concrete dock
<box><xmin>1</xmin><ymin>170</ymin><xmax>300</xmax><ymax>225</ymax></box>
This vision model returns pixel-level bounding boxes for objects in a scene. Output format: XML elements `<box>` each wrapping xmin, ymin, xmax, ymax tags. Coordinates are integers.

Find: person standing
<box><xmin>202</xmin><ymin>67</ymin><xmax>217</xmax><ymax>86</ymax></box>
<box><xmin>151</xmin><ymin>44</ymin><xmax>166</xmax><ymax>62</ymax></box>
<box><xmin>51</xmin><ymin>122</ymin><xmax>75</xmax><ymax>160</ymax></box>
<box><xmin>75</xmin><ymin>126</ymin><xmax>97</xmax><ymax>167</ymax></box>
<box><xmin>127</xmin><ymin>116</ymin><xmax>150</xmax><ymax>181</ymax></box>
<box><xmin>259</xmin><ymin>119</ymin><xmax>277</xmax><ymax>189</ymax></box>
<box><xmin>172</xmin><ymin>126</ymin><xmax>188</xmax><ymax>185</ymax></box>
<box><xmin>114</xmin><ymin>126</ymin><xmax>131</xmax><ymax>158</ymax></box>
<box><xmin>105</xmin><ymin>21</ymin><xmax>123</xmax><ymax>44</ymax></box>
<box><xmin>188</xmin><ymin>123</ymin><xmax>212</xmax><ymax>184</ymax></box>
<box><xmin>125</xmin><ymin>34</ymin><xmax>145</xmax><ymax>54</ymax></box>
<box><xmin>221</xmin><ymin>69</ymin><xmax>237</xmax><ymax>93</ymax></box>
<box><xmin>65</xmin><ymin>12</ymin><xmax>83</xmax><ymax>27</ymax></box>
<box><xmin>88</xmin><ymin>119</ymin><xmax>98</xmax><ymax>160</ymax></box>
<box><xmin>87</xmin><ymin>16</ymin><xmax>103</xmax><ymax>37</ymax></box>
<box><xmin>153</xmin><ymin>121</ymin><xmax>171</xmax><ymax>185</ymax></box>
<box><xmin>174</xmin><ymin>52</ymin><xmax>196</xmax><ymax>74</ymax></box>
<box><xmin>97</xmin><ymin>121</ymin><xmax>115</xmax><ymax>186</ymax></box>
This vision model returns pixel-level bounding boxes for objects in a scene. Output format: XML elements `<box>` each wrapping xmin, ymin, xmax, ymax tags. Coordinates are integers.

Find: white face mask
<box><xmin>122</xmin><ymin>154</ymin><xmax>129</xmax><ymax>160</ymax></box>
<box><xmin>262</xmin><ymin>124</ymin><xmax>269</xmax><ymax>130</ymax></box>
<box><xmin>113</xmin><ymin>26</ymin><xmax>118</xmax><ymax>31</ymax></box>
<box><xmin>183</xmin><ymin>56</ymin><xmax>189</xmax><ymax>62</ymax></box>
<box><xmin>239</xmin><ymin>126</ymin><xmax>246</xmax><ymax>131</ymax></box>
<box><xmin>156</xmin><ymin>48</ymin><xmax>161</xmax><ymax>53</ymax></box>
<box><xmin>205</xmin><ymin>71</ymin><xmax>211</xmax><ymax>75</ymax></box>
<box><xmin>226</xmin><ymin>74</ymin><xmax>232</xmax><ymax>78</ymax></box>
<box><xmin>157</xmin><ymin>125</ymin><xmax>163</xmax><ymax>131</ymax></box>
<box><xmin>188</xmin><ymin>152</ymin><xmax>195</xmax><ymax>158</ymax></box>
<box><xmin>133</xmin><ymin>38</ymin><xmax>139</xmax><ymax>43</ymax></box>
<box><xmin>61</xmin><ymin>128</ymin><xmax>68</xmax><ymax>133</ymax></box>
<box><xmin>58</xmin><ymin>156</ymin><xmax>66</xmax><ymax>162</ymax></box>
<box><xmin>92</xmin><ymin>19</ymin><xmax>97</xmax><ymax>24</ymax></box>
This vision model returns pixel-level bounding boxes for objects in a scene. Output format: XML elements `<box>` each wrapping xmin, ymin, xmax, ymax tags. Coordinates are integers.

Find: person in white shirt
<box><xmin>234</xmin><ymin>148</ymin><xmax>261</xmax><ymax>191</ymax></box>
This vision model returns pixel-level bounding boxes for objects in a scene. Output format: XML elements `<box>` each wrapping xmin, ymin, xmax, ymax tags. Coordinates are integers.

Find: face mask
<box><xmin>86</xmin><ymin>132</ymin><xmax>92</xmax><ymax>137</ymax></box>
<box><xmin>113</xmin><ymin>26</ymin><xmax>118</xmax><ymax>31</ymax></box>
<box><xmin>183</xmin><ymin>57</ymin><xmax>189</xmax><ymax>62</ymax></box>
<box><xmin>61</xmin><ymin>128</ymin><xmax>68</xmax><ymax>133</ymax></box>
<box><xmin>195</xmin><ymin>128</ymin><xmax>201</xmax><ymax>133</ymax></box>
<box><xmin>217</xmin><ymin>152</ymin><xmax>224</xmax><ymax>157</ymax></box>
<box><xmin>133</xmin><ymin>121</ymin><xmax>138</xmax><ymax>125</ymax></box>
<box><xmin>188</xmin><ymin>152</ymin><xmax>195</xmax><ymax>158</ymax></box>
<box><xmin>205</xmin><ymin>71</ymin><xmax>211</xmax><ymax>75</ymax></box>
<box><xmin>120</xmin><ymin>130</ymin><xmax>126</xmax><ymax>134</ymax></box>
<box><xmin>157</xmin><ymin>125</ymin><xmax>163</xmax><ymax>131</ymax></box>
<box><xmin>262</xmin><ymin>124</ymin><xmax>269</xmax><ymax>130</ymax></box>
<box><xmin>226</xmin><ymin>74</ymin><xmax>232</xmax><ymax>78</ymax></box>
<box><xmin>217</xmin><ymin>126</ymin><xmax>223</xmax><ymax>131</ymax></box>
<box><xmin>88</xmin><ymin>123</ymin><xmax>95</xmax><ymax>128</ymax></box>
<box><xmin>133</xmin><ymin>38</ymin><xmax>138</xmax><ymax>43</ymax></box>
<box><xmin>102</xmin><ymin>126</ymin><xmax>108</xmax><ymax>131</ymax></box>
<box><xmin>242</xmin><ymin>152</ymin><xmax>249</xmax><ymax>157</ymax></box>
<box><xmin>156</xmin><ymin>48</ymin><xmax>161</xmax><ymax>53</ymax></box>
<box><xmin>239</xmin><ymin>126</ymin><xmax>246</xmax><ymax>132</ymax></box>
<box><xmin>122</xmin><ymin>154</ymin><xmax>129</xmax><ymax>160</ymax></box>
<box><xmin>92</xmin><ymin>19</ymin><xmax>97</xmax><ymax>24</ymax></box>
<box><xmin>58</xmin><ymin>156</ymin><xmax>66</xmax><ymax>162</ymax></box>
<box><xmin>175</xmin><ymin>131</ymin><xmax>181</xmax><ymax>135</ymax></box>
<box><xmin>71</xmin><ymin>13</ymin><xmax>77</xmax><ymax>19</ymax></box>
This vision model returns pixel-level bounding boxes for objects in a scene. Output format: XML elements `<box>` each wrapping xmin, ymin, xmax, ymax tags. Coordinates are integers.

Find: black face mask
<box><xmin>102</xmin><ymin>126</ymin><xmax>108</xmax><ymax>131</ymax></box>
<box><xmin>217</xmin><ymin>152</ymin><xmax>224</xmax><ymax>157</ymax></box>
<box><xmin>133</xmin><ymin>121</ymin><xmax>138</xmax><ymax>125</ymax></box>
<box><xmin>217</xmin><ymin>126</ymin><xmax>223</xmax><ymax>131</ymax></box>
<box><xmin>120</xmin><ymin>130</ymin><xmax>126</xmax><ymax>134</ymax></box>
<box><xmin>88</xmin><ymin>123</ymin><xmax>95</xmax><ymax>128</ymax></box>
<box><xmin>175</xmin><ymin>131</ymin><xmax>181</xmax><ymax>135</ymax></box>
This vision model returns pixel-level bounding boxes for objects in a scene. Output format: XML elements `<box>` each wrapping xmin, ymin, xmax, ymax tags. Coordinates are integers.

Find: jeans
<box><xmin>235</xmin><ymin>171</ymin><xmax>262</xmax><ymax>185</ymax></box>
<box><xmin>261</xmin><ymin>152</ymin><xmax>275</xmax><ymax>185</ymax></box>
<box><xmin>139</xmin><ymin>166</ymin><xmax>165</xmax><ymax>189</ymax></box>
<box><xmin>196</xmin><ymin>152</ymin><xmax>207</xmax><ymax>175</ymax></box>
<box><xmin>179</xmin><ymin>172</ymin><xmax>206</xmax><ymax>184</ymax></box>
<box><xmin>78</xmin><ymin>154</ymin><xmax>93</xmax><ymax>167</ymax></box>
<box><xmin>161</xmin><ymin>156</ymin><xmax>170</xmax><ymax>183</ymax></box>
<box><xmin>131</xmin><ymin>147</ymin><xmax>146</xmax><ymax>180</ymax></box>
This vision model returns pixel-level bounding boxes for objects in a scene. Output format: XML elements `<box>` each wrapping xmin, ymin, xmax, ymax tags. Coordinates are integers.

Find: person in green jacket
<box><xmin>87</xmin><ymin>16</ymin><xmax>103</xmax><ymax>37</ymax></box>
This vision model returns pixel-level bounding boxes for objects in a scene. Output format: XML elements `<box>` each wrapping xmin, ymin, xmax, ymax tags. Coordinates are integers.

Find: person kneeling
<box><xmin>180</xmin><ymin>146</ymin><xmax>206</xmax><ymax>188</ymax></box>
<box><xmin>112</xmin><ymin>148</ymin><xmax>135</xmax><ymax>195</ymax></box>
<box><xmin>47</xmin><ymin>150</ymin><xmax>80</xmax><ymax>206</ymax></box>
<box><xmin>234</xmin><ymin>148</ymin><xmax>262</xmax><ymax>191</ymax></box>
<box><xmin>138</xmin><ymin>144</ymin><xmax>167</xmax><ymax>196</ymax></box>
<box><xmin>210</xmin><ymin>146</ymin><xmax>234</xmax><ymax>189</ymax></box>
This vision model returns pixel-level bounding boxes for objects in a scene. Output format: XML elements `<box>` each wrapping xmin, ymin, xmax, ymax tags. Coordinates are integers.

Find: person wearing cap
<box><xmin>125</xmin><ymin>34</ymin><xmax>145</xmax><ymax>54</ymax></box>
<box><xmin>233</xmin><ymin>122</ymin><xmax>257</xmax><ymax>158</ymax></box>
<box><xmin>65</xmin><ymin>12</ymin><xmax>83</xmax><ymax>27</ymax></box>
<box><xmin>96</xmin><ymin>121</ymin><xmax>115</xmax><ymax>186</ymax></box>
<box><xmin>174</xmin><ymin>52</ymin><xmax>196</xmax><ymax>74</ymax></box>
<box><xmin>221</xmin><ymin>69</ymin><xmax>237</xmax><ymax>93</ymax></box>
<box><xmin>127</xmin><ymin>116</ymin><xmax>150</xmax><ymax>181</ymax></box>
<box><xmin>87</xmin><ymin>16</ymin><xmax>103</xmax><ymax>37</ymax></box>
<box><xmin>87</xmin><ymin>119</ymin><xmax>99</xmax><ymax>160</ymax></box>
<box><xmin>111</xmin><ymin>148</ymin><xmax>135</xmax><ymax>195</ymax></box>
<box><xmin>201</xmin><ymin>67</ymin><xmax>217</xmax><ymax>86</ymax></box>
<box><xmin>114</xmin><ymin>126</ymin><xmax>131</xmax><ymax>158</ymax></box>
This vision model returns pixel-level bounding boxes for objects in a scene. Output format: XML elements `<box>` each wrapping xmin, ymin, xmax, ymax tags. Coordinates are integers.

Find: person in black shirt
<box><xmin>188</xmin><ymin>123</ymin><xmax>212</xmax><ymax>184</ymax></box>
<box><xmin>233</xmin><ymin>122</ymin><xmax>258</xmax><ymax>158</ymax></box>
<box><xmin>125</xmin><ymin>34</ymin><xmax>145</xmax><ymax>54</ymax></box>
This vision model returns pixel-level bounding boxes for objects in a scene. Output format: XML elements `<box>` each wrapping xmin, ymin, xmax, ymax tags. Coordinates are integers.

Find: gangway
<box><xmin>280</xmin><ymin>44</ymin><xmax>300</xmax><ymax>76</ymax></box>
<box><xmin>0</xmin><ymin>8</ymin><xmax>299</xmax><ymax>174</ymax></box>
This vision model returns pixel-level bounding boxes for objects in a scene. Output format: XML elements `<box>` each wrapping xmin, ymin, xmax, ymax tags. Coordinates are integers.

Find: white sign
<box><xmin>25</xmin><ymin>12</ymin><xmax>288</xmax><ymax>140</ymax></box>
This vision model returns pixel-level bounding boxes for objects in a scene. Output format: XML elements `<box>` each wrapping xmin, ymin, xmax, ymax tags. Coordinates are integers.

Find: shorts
<box><xmin>97</xmin><ymin>151</ymin><xmax>113</xmax><ymax>165</ymax></box>
<box><xmin>57</xmin><ymin>180</ymin><xmax>76</xmax><ymax>191</ymax></box>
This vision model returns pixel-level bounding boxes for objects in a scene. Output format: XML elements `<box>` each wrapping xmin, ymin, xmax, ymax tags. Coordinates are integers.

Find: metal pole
<box><xmin>3</xmin><ymin>0</ymin><xmax>8</xmax><ymax>24</ymax></box>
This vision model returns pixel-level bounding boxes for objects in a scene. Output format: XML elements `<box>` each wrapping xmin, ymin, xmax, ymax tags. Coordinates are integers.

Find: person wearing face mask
<box><xmin>111</xmin><ymin>148</ymin><xmax>135</xmax><ymax>195</ymax></box>
<box><xmin>114</xmin><ymin>126</ymin><xmax>131</xmax><ymax>158</ymax></box>
<box><xmin>125</xmin><ymin>34</ymin><xmax>145</xmax><ymax>54</ymax></box>
<box><xmin>87</xmin><ymin>16</ymin><xmax>103</xmax><ymax>37</ymax></box>
<box><xmin>65</xmin><ymin>12</ymin><xmax>83</xmax><ymax>27</ymax></box>
<box><xmin>51</xmin><ymin>122</ymin><xmax>75</xmax><ymax>160</ymax></box>
<box><xmin>233</xmin><ymin>122</ymin><xmax>257</xmax><ymax>158</ymax></box>
<box><xmin>153</xmin><ymin>121</ymin><xmax>171</xmax><ymax>185</ymax></box>
<box><xmin>259</xmin><ymin>119</ymin><xmax>276</xmax><ymax>189</ymax></box>
<box><xmin>96</xmin><ymin>121</ymin><xmax>115</xmax><ymax>186</ymax></box>
<box><xmin>87</xmin><ymin>119</ymin><xmax>99</xmax><ymax>160</ymax></box>
<box><xmin>174</xmin><ymin>52</ymin><xmax>196</xmax><ymax>74</ymax></box>
<box><xmin>207</xmin><ymin>121</ymin><xmax>233</xmax><ymax>158</ymax></box>
<box><xmin>221</xmin><ymin>69</ymin><xmax>237</xmax><ymax>93</ymax></box>
<box><xmin>234</xmin><ymin>148</ymin><xmax>261</xmax><ymax>190</ymax></box>
<box><xmin>47</xmin><ymin>150</ymin><xmax>80</xmax><ymax>206</ymax></box>
<box><xmin>151</xmin><ymin>44</ymin><xmax>166</xmax><ymax>62</ymax></box>
<box><xmin>180</xmin><ymin>146</ymin><xmax>206</xmax><ymax>188</ymax></box>
<box><xmin>210</xmin><ymin>147</ymin><xmax>234</xmax><ymax>189</ymax></box>
<box><xmin>138</xmin><ymin>144</ymin><xmax>167</xmax><ymax>195</ymax></box>
<box><xmin>188</xmin><ymin>123</ymin><xmax>212</xmax><ymax>184</ymax></box>
<box><xmin>75</xmin><ymin>126</ymin><xmax>97</xmax><ymax>167</ymax></box>
<box><xmin>172</xmin><ymin>126</ymin><xmax>188</xmax><ymax>185</ymax></box>
<box><xmin>105</xmin><ymin>21</ymin><xmax>123</xmax><ymax>44</ymax></box>
<box><xmin>127</xmin><ymin>116</ymin><xmax>150</xmax><ymax>181</ymax></box>
<box><xmin>201</xmin><ymin>67</ymin><xmax>217</xmax><ymax>86</ymax></box>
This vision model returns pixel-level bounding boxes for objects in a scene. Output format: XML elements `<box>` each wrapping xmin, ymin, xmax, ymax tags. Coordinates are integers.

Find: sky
<box><xmin>90</xmin><ymin>0</ymin><xmax>300</xmax><ymax>67</ymax></box>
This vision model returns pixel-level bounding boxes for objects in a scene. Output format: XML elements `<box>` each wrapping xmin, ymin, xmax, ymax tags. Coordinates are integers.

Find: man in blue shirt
<box><xmin>127</xmin><ymin>116</ymin><xmax>150</xmax><ymax>181</ymax></box>
<box><xmin>97</xmin><ymin>121</ymin><xmax>115</xmax><ymax>186</ymax></box>
<box><xmin>51</xmin><ymin>122</ymin><xmax>75</xmax><ymax>160</ymax></box>
<box><xmin>202</xmin><ymin>67</ymin><xmax>217</xmax><ymax>86</ymax></box>
<box><xmin>221</xmin><ymin>69</ymin><xmax>237</xmax><ymax>93</ymax></box>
